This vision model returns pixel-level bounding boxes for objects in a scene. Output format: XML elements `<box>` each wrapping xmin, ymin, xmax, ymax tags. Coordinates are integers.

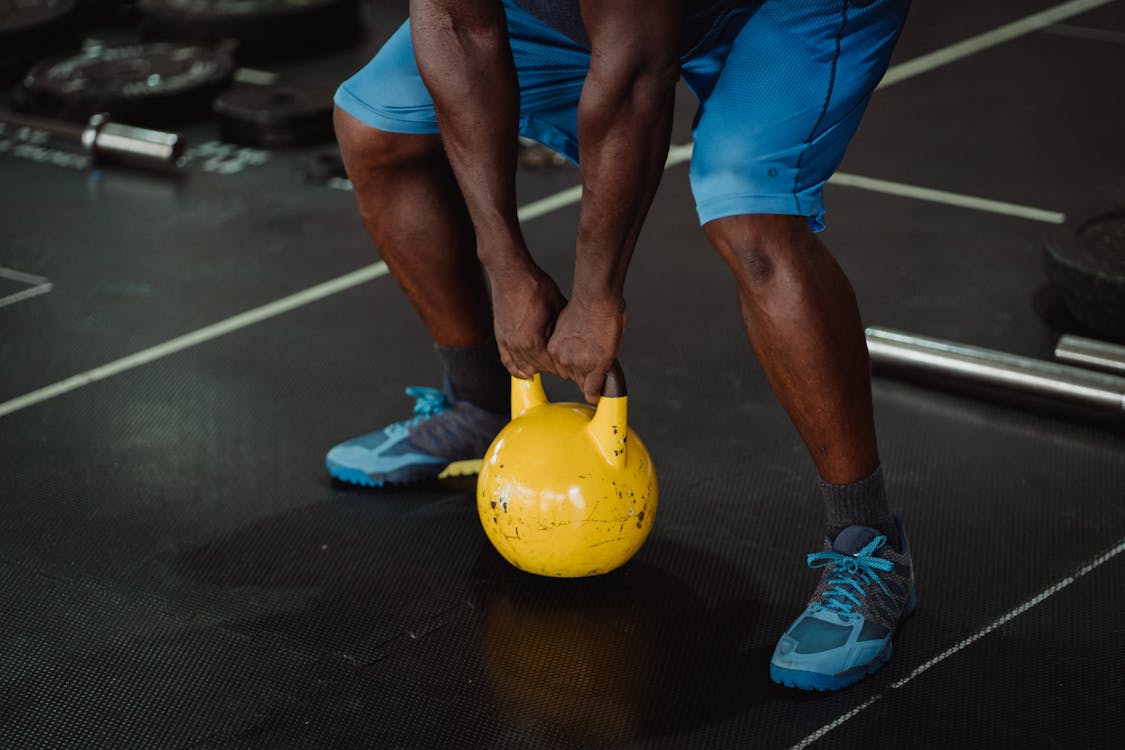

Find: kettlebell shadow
<box><xmin>470</xmin><ymin>537</ymin><xmax>771</xmax><ymax>746</ymax></box>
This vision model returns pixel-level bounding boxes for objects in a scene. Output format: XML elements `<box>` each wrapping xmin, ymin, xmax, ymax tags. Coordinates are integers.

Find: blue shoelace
<box><xmin>807</xmin><ymin>536</ymin><xmax>894</xmax><ymax>617</ymax></box>
<box><xmin>387</xmin><ymin>387</ymin><xmax>450</xmax><ymax>435</ymax></box>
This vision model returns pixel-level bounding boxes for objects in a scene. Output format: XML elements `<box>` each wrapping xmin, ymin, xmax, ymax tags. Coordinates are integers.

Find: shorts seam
<box><xmin>695</xmin><ymin>192</ymin><xmax>827</xmax><ymax>231</ymax></box>
<box><xmin>696</xmin><ymin>191</ymin><xmax>818</xmax><ymax>206</ymax></box>
<box><xmin>519</xmin><ymin>116</ymin><xmax>580</xmax><ymax>165</ymax></box>
<box><xmin>335</xmin><ymin>85</ymin><xmax>440</xmax><ymax>132</ymax></box>
<box><xmin>791</xmin><ymin>0</ymin><xmax>850</xmax><ymax>214</ymax></box>
<box><xmin>680</xmin><ymin>4</ymin><xmax>744</xmax><ymax>61</ymax></box>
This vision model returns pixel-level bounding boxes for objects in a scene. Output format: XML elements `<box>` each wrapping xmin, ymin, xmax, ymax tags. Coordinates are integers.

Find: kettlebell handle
<box><xmin>510</xmin><ymin>361</ymin><xmax>630</xmax><ymax>470</ymax></box>
<box><xmin>601</xmin><ymin>360</ymin><xmax>627</xmax><ymax>399</ymax></box>
<box><xmin>511</xmin><ymin>360</ymin><xmax>627</xmax><ymax>417</ymax></box>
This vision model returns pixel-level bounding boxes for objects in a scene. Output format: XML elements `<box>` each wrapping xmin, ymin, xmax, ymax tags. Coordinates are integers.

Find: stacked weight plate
<box><xmin>13</xmin><ymin>42</ymin><xmax>237</xmax><ymax>126</ymax></box>
<box><xmin>214</xmin><ymin>79</ymin><xmax>335</xmax><ymax>148</ymax></box>
<box><xmin>0</xmin><ymin>0</ymin><xmax>80</xmax><ymax>81</ymax></box>
<box><xmin>1045</xmin><ymin>208</ymin><xmax>1125</xmax><ymax>342</ymax></box>
<box><xmin>139</xmin><ymin>0</ymin><xmax>361</xmax><ymax>61</ymax></box>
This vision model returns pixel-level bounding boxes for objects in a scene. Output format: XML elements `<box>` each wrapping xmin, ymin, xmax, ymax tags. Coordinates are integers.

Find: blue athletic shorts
<box><xmin>335</xmin><ymin>0</ymin><xmax>909</xmax><ymax>230</ymax></box>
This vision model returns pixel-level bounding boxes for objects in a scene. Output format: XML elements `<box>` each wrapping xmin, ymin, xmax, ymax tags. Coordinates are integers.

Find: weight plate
<box><xmin>139</xmin><ymin>0</ymin><xmax>361</xmax><ymax>61</ymax></box>
<box><xmin>213</xmin><ymin>79</ymin><xmax>335</xmax><ymax>148</ymax></box>
<box><xmin>15</xmin><ymin>42</ymin><xmax>236</xmax><ymax>126</ymax></box>
<box><xmin>0</xmin><ymin>0</ymin><xmax>79</xmax><ymax>82</ymax></box>
<box><xmin>77</xmin><ymin>0</ymin><xmax>142</xmax><ymax>27</ymax></box>
<box><xmin>1044</xmin><ymin>208</ymin><xmax>1125</xmax><ymax>342</ymax></box>
<box><xmin>300</xmin><ymin>146</ymin><xmax>346</xmax><ymax>184</ymax></box>
<box><xmin>0</xmin><ymin>0</ymin><xmax>77</xmax><ymax>35</ymax></box>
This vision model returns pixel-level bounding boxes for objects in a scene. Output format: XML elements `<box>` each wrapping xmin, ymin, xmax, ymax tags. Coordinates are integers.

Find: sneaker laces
<box><xmin>386</xmin><ymin>387</ymin><xmax>450</xmax><ymax>436</ymax></box>
<box><xmin>807</xmin><ymin>536</ymin><xmax>894</xmax><ymax>617</ymax></box>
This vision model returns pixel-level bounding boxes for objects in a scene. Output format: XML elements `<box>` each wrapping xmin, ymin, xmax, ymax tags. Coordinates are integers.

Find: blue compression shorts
<box><xmin>335</xmin><ymin>0</ymin><xmax>910</xmax><ymax>231</ymax></box>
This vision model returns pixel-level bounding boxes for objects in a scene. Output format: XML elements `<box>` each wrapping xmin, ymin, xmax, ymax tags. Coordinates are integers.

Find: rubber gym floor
<box><xmin>2</xmin><ymin>1</ymin><xmax>1124</xmax><ymax>748</ymax></box>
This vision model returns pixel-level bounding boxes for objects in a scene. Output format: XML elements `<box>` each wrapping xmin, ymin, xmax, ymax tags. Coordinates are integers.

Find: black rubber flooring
<box><xmin>2</xmin><ymin>1</ymin><xmax>1124</xmax><ymax>748</ymax></box>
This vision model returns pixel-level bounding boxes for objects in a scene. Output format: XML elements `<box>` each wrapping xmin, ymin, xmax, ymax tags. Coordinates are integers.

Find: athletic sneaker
<box><xmin>770</xmin><ymin>515</ymin><xmax>916</xmax><ymax>691</ymax></box>
<box><xmin>326</xmin><ymin>385</ymin><xmax>509</xmax><ymax>488</ymax></box>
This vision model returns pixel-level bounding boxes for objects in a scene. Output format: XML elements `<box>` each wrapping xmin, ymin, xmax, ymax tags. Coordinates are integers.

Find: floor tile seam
<box><xmin>0</xmin><ymin>564</ymin><xmax>322</xmax><ymax>741</ymax></box>
<box><xmin>0</xmin><ymin>555</ymin><xmax>236</xmax><ymax>630</ymax></box>
<box><xmin>889</xmin><ymin>535</ymin><xmax>1125</xmax><ymax>688</ymax></box>
<box><xmin>0</xmin><ymin>554</ymin><xmax>471</xmax><ymax>676</ymax></box>
<box><xmin>787</xmin><ymin>532</ymin><xmax>1125</xmax><ymax>749</ymax></box>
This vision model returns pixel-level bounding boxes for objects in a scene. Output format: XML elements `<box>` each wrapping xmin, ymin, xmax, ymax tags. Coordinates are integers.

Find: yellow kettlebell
<box><xmin>477</xmin><ymin>362</ymin><xmax>658</xmax><ymax>577</ymax></box>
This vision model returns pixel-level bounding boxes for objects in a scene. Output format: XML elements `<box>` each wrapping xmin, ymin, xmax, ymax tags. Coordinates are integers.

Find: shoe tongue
<box><xmin>832</xmin><ymin>525</ymin><xmax>880</xmax><ymax>555</ymax></box>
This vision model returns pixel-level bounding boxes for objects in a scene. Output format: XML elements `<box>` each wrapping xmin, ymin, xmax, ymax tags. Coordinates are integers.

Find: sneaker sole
<box><xmin>328</xmin><ymin>458</ymin><xmax>483</xmax><ymax>488</ymax></box>
<box><xmin>770</xmin><ymin>589</ymin><xmax>918</xmax><ymax>692</ymax></box>
<box><xmin>770</xmin><ymin>641</ymin><xmax>892</xmax><ymax>692</ymax></box>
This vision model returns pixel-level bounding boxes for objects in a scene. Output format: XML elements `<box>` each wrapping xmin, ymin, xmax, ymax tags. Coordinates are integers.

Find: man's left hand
<box><xmin>547</xmin><ymin>294</ymin><xmax>626</xmax><ymax>404</ymax></box>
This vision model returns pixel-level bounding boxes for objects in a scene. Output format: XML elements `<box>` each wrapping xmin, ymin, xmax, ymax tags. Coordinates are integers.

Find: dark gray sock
<box><xmin>435</xmin><ymin>337</ymin><xmax>510</xmax><ymax>415</ymax></box>
<box><xmin>820</xmin><ymin>465</ymin><xmax>900</xmax><ymax>549</ymax></box>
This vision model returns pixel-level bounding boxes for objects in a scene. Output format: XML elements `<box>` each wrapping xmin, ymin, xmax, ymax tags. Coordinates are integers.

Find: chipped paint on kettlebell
<box><xmin>477</xmin><ymin>375</ymin><xmax>658</xmax><ymax>578</ymax></box>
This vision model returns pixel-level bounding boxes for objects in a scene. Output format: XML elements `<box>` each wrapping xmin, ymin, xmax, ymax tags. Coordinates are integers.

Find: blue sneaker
<box><xmin>770</xmin><ymin>516</ymin><xmax>916</xmax><ymax>691</ymax></box>
<box><xmin>326</xmin><ymin>386</ymin><xmax>508</xmax><ymax>488</ymax></box>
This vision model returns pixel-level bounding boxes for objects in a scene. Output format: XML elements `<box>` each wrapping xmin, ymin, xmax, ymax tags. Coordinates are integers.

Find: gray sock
<box><xmin>408</xmin><ymin>399</ymin><xmax>509</xmax><ymax>458</ymax></box>
<box><xmin>435</xmin><ymin>337</ymin><xmax>510</xmax><ymax>415</ymax></box>
<box><xmin>820</xmin><ymin>465</ymin><xmax>900</xmax><ymax>549</ymax></box>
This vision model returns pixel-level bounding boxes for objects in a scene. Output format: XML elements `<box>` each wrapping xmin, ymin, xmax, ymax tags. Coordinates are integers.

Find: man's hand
<box><xmin>548</xmin><ymin>294</ymin><xmax>626</xmax><ymax>403</ymax></box>
<box><xmin>488</xmin><ymin>259</ymin><xmax>568</xmax><ymax>380</ymax></box>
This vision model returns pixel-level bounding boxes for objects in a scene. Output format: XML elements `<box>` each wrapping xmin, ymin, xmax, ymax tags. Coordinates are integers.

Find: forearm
<box><xmin>410</xmin><ymin>0</ymin><xmax>531</xmax><ymax>269</ymax></box>
<box><xmin>573</xmin><ymin>60</ymin><xmax>677</xmax><ymax>305</ymax></box>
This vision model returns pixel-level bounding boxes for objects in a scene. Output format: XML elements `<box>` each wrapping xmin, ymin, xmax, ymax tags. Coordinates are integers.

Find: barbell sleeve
<box><xmin>1054</xmin><ymin>335</ymin><xmax>1125</xmax><ymax>376</ymax></box>
<box><xmin>1</xmin><ymin>112</ymin><xmax>185</xmax><ymax>170</ymax></box>
<box><xmin>865</xmin><ymin>327</ymin><xmax>1125</xmax><ymax>415</ymax></box>
<box><xmin>81</xmin><ymin>114</ymin><xmax>185</xmax><ymax>170</ymax></box>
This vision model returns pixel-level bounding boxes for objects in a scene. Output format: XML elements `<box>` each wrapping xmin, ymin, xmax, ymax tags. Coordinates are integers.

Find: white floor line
<box><xmin>665</xmin><ymin>143</ymin><xmax>695</xmax><ymax>167</ymax></box>
<box><xmin>877</xmin><ymin>0</ymin><xmax>1118</xmax><ymax>88</ymax></box>
<box><xmin>790</xmin><ymin>535</ymin><xmax>1125</xmax><ymax>750</ymax></box>
<box><xmin>1043</xmin><ymin>22</ymin><xmax>1125</xmax><ymax>45</ymax></box>
<box><xmin>669</xmin><ymin>146</ymin><xmax>1065</xmax><ymax>223</ymax></box>
<box><xmin>0</xmin><ymin>264</ymin><xmax>388</xmax><ymax>419</ymax></box>
<box><xmin>830</xmin><ymin>172</ymin><xmax>1066</xmax><ymax>223</ymax></box>
<box><xmin>513</xmin><ymin>143</ymin><xmax>696</xmax><ymax>218</ymax></box>
<box><xmin>0</xmin><ymin>282</ymin><xmax>53</xmax><ymax>309</ymax></box>
<box><xmin>0</xmin><ymin>0</ymin><xmax>1103</xmax><ymax>419</ymax></box>
<box><xmin>0</xmin><ymin>266</ymin><xmax>49</xmax><ymax>285</ymax></box>
<box><xmin>516</xmin><ymin>184</ymin><xmax>583</xmax><ymax>221</ymax></box>
<box><xmin>0</xmin><ymin>266</ymin><xmax>53</xmax><ymax>309</ymax></box>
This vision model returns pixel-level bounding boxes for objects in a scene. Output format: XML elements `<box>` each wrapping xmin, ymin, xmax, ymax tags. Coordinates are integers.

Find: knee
<box><xmin>704</xmin><ymin>214</ymin><xmax>815</xmax><ymax>287</ymax></box>
<box><xmin>334</xmin><ymin>105</ymin><xmax>441</xmax><ymax>179</ymax></box>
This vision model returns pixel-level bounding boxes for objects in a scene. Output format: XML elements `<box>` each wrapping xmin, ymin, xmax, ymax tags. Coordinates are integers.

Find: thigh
<box><xmin>334</xmin><ymin>0</ymin><xmax>591</xmax><ymax>163</ymax></box>
<box><xmin>684</xmin><ymin>0</ymin><xmax>910</xmax><ymax>230</ymax></box>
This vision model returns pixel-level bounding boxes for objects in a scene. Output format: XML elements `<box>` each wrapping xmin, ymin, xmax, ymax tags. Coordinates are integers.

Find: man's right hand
<box><xmin>487</xmin><ymin>259</ymin><xmax>568</xmax><ymax>380</ymax></box>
